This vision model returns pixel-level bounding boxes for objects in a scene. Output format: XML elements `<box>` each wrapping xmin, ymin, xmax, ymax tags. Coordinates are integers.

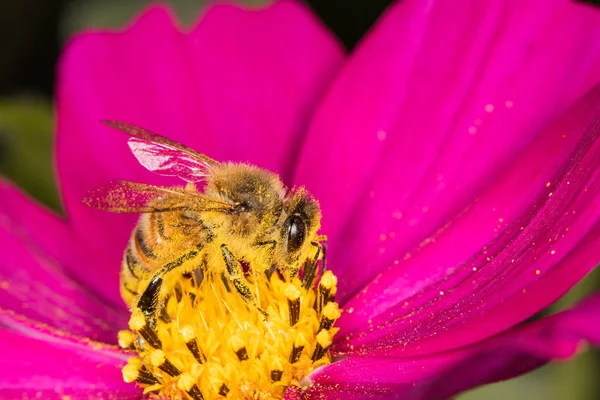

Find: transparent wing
<box><xmin>102</xmin><ymin>120</ymin><xmax>219</xmax><ymax>183</ymax></box>
<box><xmin>83</xmin><ymin>180</ymin><xmax>230</xmax><ymax>213</ymax></box>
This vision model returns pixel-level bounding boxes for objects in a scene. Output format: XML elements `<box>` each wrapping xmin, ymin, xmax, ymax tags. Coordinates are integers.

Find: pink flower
<box><xmin>1</xmin><ymin>0</ymin><xmax>600</xmax><ymax>398</ymax></box>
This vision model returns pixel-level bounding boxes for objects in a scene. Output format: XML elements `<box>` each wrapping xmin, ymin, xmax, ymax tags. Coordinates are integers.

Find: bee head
<box><xmin>280</xmin><ymin>188</ymin><xmax>321</xmax><ymax>262</ymax></box>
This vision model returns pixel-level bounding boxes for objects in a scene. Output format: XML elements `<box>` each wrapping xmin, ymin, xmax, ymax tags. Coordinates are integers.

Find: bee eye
<box><xmin>286</xmin><ymin>215</ymin><xmax>306</xmax><ymax>253</ymax></box>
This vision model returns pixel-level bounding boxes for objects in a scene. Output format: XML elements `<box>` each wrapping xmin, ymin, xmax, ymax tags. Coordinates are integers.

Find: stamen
<box><xmin>129</xmin><ymin>309</ymin><xmax>162</xmax><ymax>348</ymax></box>
<box><xmin>315</xmin><ymin>270</ymin><xmax>337</xmax><ymax>313</ymax></box>
<box><xmin>311</xmin><ymin>330</ymin><xmax>333</xmax><ymax>362</ymax></box>
<box><xmin>122</xmin><ymin>359</ymin><xmax>159</xmax><ymax>385</ymax></box>
<box><xmin>271</xmin><ymin>370</ymin><xmax>283</xmax><ymax>382</ymax></box>
<box><xmin>319</xmin><ymin>302</ymin><xmax>342</xmax><ymax>331</ymax></box>
<box><xmin>181</xmin><ymin>325</ymin><xmax>206</xmax><ymax>364</ymax></box>
<box><xmin>290</xmin><ymin>333</ymin><xmax>307</xmax><ymax>364</ymax></box>
<box><xmin>121</xmin><ymin>255</ymin><xmax>340</xmax><ymax>399</ymax></box>
<box><xmin>151</xmin><ymin>349</ymin><xmax>181</xmax><ymax>376</ymax></box>
<box><xmin>270</xmin><ymin>357</ymin><xmax>284</xmax><ymax>382</ymax></box>
<box><xmin>285</xmin><ymin>283</ymin><xmax>301</xmax><ymax>326</ymax></box>
<box><xmin>218</xmin><ymin>384</ymin><xmax>230</xmax><ymax>397</ymax></box>
<box><xmin>230</xmin><ymin>335</ymin><xmax>249</xmax><ymax>361</ymax></box>
<box><xmin>178</xmin><ymin>374</ymin><xmax>205</xmax><ymax>400</ymax></box>
<box><xmin>118</xmin><ymin>329</ymin><xmax>135</xmax><ymax>350</ymax></box>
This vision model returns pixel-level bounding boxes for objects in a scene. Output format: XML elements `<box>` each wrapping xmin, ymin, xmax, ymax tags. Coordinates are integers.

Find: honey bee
<box><xmin>84</xmin><ymin>121</ymin><xmax>326</xmax><ymax>324</ymax></box>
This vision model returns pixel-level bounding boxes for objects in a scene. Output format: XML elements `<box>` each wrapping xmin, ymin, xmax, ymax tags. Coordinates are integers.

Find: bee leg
<box><xmin>321</xmin><ymin>239</ymin><xmax>327</xmax><ymax>273</ymax></box>
<box><xmin>254</xmin><ymin>240</ymin><xmax>277</xmax><ymax>255</ymax></box>
<box><xmin>302</xmin><ymin>242</ymin><xmax>322</xmax><ymax>289</ymax></box>
<box><xmin>137</xmin><ymin>248</ymin><xmax>201</xmax><ymax>327</ymax></box>
<box><xmin>137</xmin><ymin>274</ymin><xmax>164</xmax><ymax>325</ymax></box>
<box><xmin>220</xmin><ymin>244</ymin><xmax>254</xmax><ymax>302</ymax></box>
<box><xmin>221</xmin><ymin>244</ymin><xmax>268</xmax><ymax>317</ymax></box>
<box><xmin>253</xmin><ymin>240</ymin><xmax>277</xmax><ymax>279</ymax></box>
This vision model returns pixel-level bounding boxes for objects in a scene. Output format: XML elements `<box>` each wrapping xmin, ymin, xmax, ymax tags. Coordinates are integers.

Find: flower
<box><xmin>1</xmin><ymin>0</ymin><xmax>600</xmax><ymax>398</ymax></box>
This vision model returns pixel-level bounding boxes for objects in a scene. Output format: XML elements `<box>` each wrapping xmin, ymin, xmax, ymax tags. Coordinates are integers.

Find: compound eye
<box><xmin>286</xmin><ymin>215</ymin><xmax>306</xmax><ymax>253</ymax></box>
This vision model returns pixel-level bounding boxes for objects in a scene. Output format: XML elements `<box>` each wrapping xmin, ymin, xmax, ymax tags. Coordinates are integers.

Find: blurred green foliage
<box><xmin>60</xmin><ymin>0</ymin><xmax>269</xmax><ymax>40</ymax></box>
<box><xmin>0</xmin><ymin>97</ymin><xmax>60</xmax><ymax>211</ymax></box>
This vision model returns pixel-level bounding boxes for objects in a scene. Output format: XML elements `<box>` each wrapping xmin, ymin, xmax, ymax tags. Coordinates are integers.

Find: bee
<box><xmin>84</xmin><ymin>121</ymin><xmax>326</xmax><ymax>324</ymax></box>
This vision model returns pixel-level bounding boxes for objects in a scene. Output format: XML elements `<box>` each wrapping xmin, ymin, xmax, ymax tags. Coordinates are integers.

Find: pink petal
<box><xmin>294</xmin><ymin>0</ymin><xmax>600</xmax><ymax>303</ymax></box>
<box><xmin>297</xmin><ymin>294</ymin><xmax>600</xmax><ymax>400</ymax></box>
<box><xmin>335</xmin><ymin>84</ymin><xmax>600</xmax><ymax>356</ymax></box>
<box><xmin>0</xmin><ymin>326</ymin><xmax>139</xmax><ymax>399</ymax></box>
<box><xmin>0</xmin><ymin>178</ymin><xmax>73</xmax><ymax>272</ymax></box>
<box><xmin>0</xmin><ymin>181</ymin><xmax>128</xmax><ymax>341</ymax></box>
<box><xmin>56</xmin><ymin>1</ymin><xmax>344</xmax><ymax>304</ymax></box>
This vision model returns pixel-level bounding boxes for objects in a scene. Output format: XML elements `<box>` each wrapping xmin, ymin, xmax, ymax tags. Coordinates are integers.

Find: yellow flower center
<box><xmin>118</xmin><ymin>267</ymin><xmax>340</xmax><ymax>399</ymax></box>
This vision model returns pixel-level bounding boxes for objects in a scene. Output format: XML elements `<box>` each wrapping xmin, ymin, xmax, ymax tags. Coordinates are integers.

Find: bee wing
<box><xmin>102</xmin><ymin>120</ymin><xmax>219</xmax><ymax>183</ymax></box>
<box><xmin>83</xmin><ymin>180</ymin><xmax>230</xmax><ymax>213</ymax></box>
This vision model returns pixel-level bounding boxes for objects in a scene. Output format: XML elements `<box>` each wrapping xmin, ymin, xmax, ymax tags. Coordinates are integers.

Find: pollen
<box><xmin>118</xmin><ymin>265</ymin><xmax>340</xmax><ymax>399</ymax></box>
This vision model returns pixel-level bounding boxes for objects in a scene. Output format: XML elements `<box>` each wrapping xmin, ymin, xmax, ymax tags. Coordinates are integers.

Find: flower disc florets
<box><xmin>118</xmin><ymin>266</ymin><xmax>340</xmax><ymax>399</ymax></box>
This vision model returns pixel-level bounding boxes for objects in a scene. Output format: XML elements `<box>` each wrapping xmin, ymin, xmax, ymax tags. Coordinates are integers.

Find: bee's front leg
<box><xmin>221</xmin><ymin>244</ymin><xmax>268</xmax><ymax>317</ymax></box>
<box><xmin>253</xmin><ymin>240</ymin><xmax>277</xmax><ymax>276</ymax></box>
<box><xmin>302</xmin><ymin>241</ymin><xmax>323</xmax><ymax>288</ymax></box>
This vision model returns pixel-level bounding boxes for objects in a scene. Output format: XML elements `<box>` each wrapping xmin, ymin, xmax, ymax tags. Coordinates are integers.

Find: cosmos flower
<box><xmin>1</xmin><ymin>0</ymin><xmax>600</xmax><ymax>398</ymax></box>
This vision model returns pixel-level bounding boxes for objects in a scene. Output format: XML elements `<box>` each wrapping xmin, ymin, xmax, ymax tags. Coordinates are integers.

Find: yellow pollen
<box><xmin>129</xmin><ymin>309</ymin><xmax>146</xmax><ymax>331</ymax></box>
<box><xmin>120</xmin><ymin>263</ymin><xmax>341</xmax><ymax>399</ymax></box>
<box><xmin>322</xmin><ymin>302</ymin><xmax>342</xmax><ymax>320</ymax></box>
<box><xmin>316</xmin><ymin>330</ymin><xmax>333</xmax><ymax>348</ymax></box>
<box><xmin>320</xmin><ymin>271</ymin><xmax>337</xmax><ymax>289</ymax></box>
<box><xmin>178</xmin><ymin>374</ymin><xmax>197</xmax><ymax>391</ymax></box>
<box><xmin>118</xmin><ymin>330</ymin><xmax>135</xmax><ymax>349</ymax></box>
<box><xmin>285</xmin><ymin>283</ymin><xmax>301</xmax><ymax>301</ymax></box>
<box><xmin>180</xmin><ymin>325</ymin><xmax>195</xmax><ymax>342</ymax></box>
<box><xmin>150</xmin><ymin>350</ymin><xmax>167</xmax><ymax>367</ymax></box>
<box><xmin>122</xmin><ymin>364</ymin><xmax>139</xmax><ymax>383</ymax></box>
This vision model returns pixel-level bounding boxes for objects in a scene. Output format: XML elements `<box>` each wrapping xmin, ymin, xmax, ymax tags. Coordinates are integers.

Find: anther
<box><xmin>285</xmin><ymin>283</ymin><xmax>301</xmax><ymax>326</ymax></box>
<box><xmin>122</xmin><ymin>358</ymin><xmax>159</xmax><ymax>385</ymax></box>
<box><xmin>219</xmin><ymin>384</ymin><xmax>230</xmax><ymax>396</ymax></box>
<box><xmin>290</xmin><ymin>333</ymin><xmax>308</xmax><ymax>364</ymax></box>
<box><xmin>270</xmin><ymin>357</ymin><xmax>284</xmax><ymax>382</ymax></box>
<box><xmin>174</xmin><ymin>283</ymin><xmax>183</xmax><ymax>302</ymax></box>
<box><xmin>181</xmin><ymin>325</ymin><xmax>206</xmax><ymax>364</ymax></box>
<box><xmin>230</xmin><ymin>335</ymin><xmax>249</xmax><ymax>361</ymax></box>
<box><xmin>311</xmin><ymin>330</ymin><xmax>333</xmax><ymax>362</ymax></box>
<box><xmin>151</xmin><ymin>349</ymin><xmax>181</xmax><ymax>376</ymax></box>
<box><xmin>118</xmin><ymin>330</ymin><xmax>135</xmax><ymax>350</ymax></box>
<box><xmin>178</xmin><ymin>374</ymin><xmax>205</xmax><ymax>400</ymax></box>
<box><xmin>271</xmin><ymin>370</ymin><xmax>283</xmax><ymax>382</ymax></box>
<box><xmin>315</xmin><ymin>271</ymin><xmax>338</xmax><ymax>313</ymax></box>
<box><xmin>319</xmin><ymin>302</ymin><xmax>342</xmax><ymax>331</ymax></box>
<box><xmin>193</xmin><ymin>268</ymin><xmax>204</xmax><ymax>287</ymax></box>
<box><xmin>159</xmin><ymin>307</ymin><xmax>172</xmax><ymax>323</ymax></box>
<box><xmin>129</xmin><ymin>310</ymin><xmax>162</xmax><ymax>349</ymax></box>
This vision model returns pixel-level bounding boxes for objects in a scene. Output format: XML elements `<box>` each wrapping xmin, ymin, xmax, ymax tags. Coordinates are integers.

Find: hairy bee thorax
<box><xmin>118</xmin><ymin>262</ymin><xmax>340</xmax><ymax>400</ymax></box>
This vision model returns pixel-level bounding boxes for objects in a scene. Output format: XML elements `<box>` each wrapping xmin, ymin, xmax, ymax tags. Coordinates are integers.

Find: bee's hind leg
<box><xmin>221</xmin><ymin>244</ymin><xmax>268</xmax><ymax>317</ymax></box>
